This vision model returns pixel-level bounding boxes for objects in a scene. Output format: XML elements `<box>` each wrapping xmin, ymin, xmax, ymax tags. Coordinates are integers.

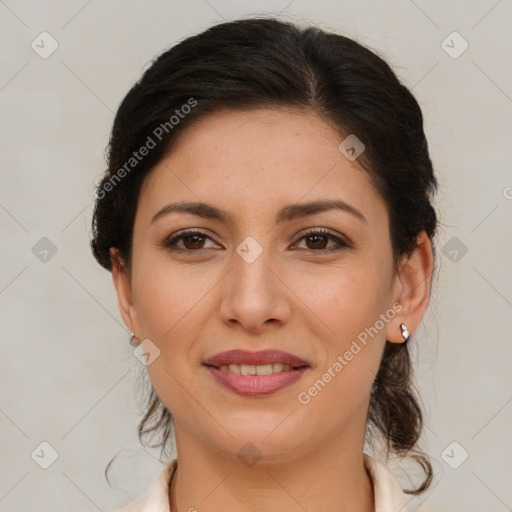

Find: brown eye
<box><xmin>162</xmin><ymin>230</ymin><xmax>219</xmax><ymax>252</ymax></box>
<box><xmin>162</xmin><ymin>228</ymin><xmax>351</xmax><ymax>254</ymax></box>
<box><xmin>181</xmin><ymin>234</ymin><xmax>206</xmax><ymax>250</ymax></box>
<box><xmin>295</xmin><ymin>229</ymin><xmax>351</xmax><ymax>253</ymax></box>
<box><xmin>305</xmin><ymin>233</ymin><xmax>329</xmax><ymax>250</ymax></box>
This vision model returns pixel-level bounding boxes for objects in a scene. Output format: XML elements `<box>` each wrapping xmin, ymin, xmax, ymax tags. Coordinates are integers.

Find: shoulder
<box><xmin>116</xmin><ymin>459</ymin><xmax>177</xmax><ymax>512</ymax></box>
<box><xmin>115</xmin><ymin>456</ymin><xmax>405</xmax><ymax>512</ymax></box>
<box><xmin>363</xmin><ymin>453</ymin><xmax>408</xmax><ymax>512</ymax></box>
<box><xmin>118</xmin><ymin>494</ymin><xmax>148</xmax><ymax>512</ymax></box>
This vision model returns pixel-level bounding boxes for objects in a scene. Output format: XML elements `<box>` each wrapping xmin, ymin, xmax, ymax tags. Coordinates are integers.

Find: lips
<box><xmin>203</xmin><ymin>349</ymin><xmax>310</xmax><ymax>368</ymax></box>
<box><xmin>203</xmin><ymin>349</ymin><xmax>310</xmax><ymax>397</ymax></box>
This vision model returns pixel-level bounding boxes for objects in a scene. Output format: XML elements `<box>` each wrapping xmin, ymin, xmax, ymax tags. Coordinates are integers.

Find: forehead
<box><xmin>138</xmin><ymin>108</ymin><xmax>386</xmax><ymax>226</ymax></box>
<box><xmin>167</xmin><ymin>107</ymin><xmax>351</xmax><ymax>174</ymax></box>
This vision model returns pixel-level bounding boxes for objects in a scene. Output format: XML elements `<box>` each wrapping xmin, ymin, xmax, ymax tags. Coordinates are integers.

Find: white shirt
<box><xmin>119</xmin><ymin>454</ymin><xmax>407</xmax><ymax>512</ymax></box>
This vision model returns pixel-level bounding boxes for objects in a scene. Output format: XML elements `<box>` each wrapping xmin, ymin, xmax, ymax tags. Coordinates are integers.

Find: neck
<box><xmin>169</xmin><ymin>425</ymin><xmax>375</xmax><ymax>512</ymax></box>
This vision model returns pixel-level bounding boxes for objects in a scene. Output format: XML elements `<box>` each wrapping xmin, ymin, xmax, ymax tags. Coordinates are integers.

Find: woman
<box><xmin>91</xmin><ymin>16</ymin><xmax>437</xmax><ymax>512</ymax></box>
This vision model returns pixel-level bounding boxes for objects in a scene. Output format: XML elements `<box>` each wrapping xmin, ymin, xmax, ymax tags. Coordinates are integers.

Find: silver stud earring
<box><xmin>130</xmin><ymin>333</ymin><xmax>141</xmax><ymax>347</ymax></box>
<box><xmin>400</xmin><ymin>323</ymin><xmax>410</xmax><ymax>341</ymax></box>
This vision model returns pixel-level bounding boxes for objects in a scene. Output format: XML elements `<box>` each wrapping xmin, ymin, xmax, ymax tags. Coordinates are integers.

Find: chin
<box><xmin>215</xmin><ymin>414</ymin><xmax>307</xmax><ymax>458</ymax></box>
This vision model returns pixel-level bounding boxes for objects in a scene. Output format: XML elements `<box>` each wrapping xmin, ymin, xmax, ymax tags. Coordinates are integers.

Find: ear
<box><xmin>110</xmin><ymin>247</ymin><xmax>139</xmax><ymax>336</ymax></box>
<box><xmin>386</xmin><ymin>231</ymin><xmax>434</xmax><ymax>343</ymax></box>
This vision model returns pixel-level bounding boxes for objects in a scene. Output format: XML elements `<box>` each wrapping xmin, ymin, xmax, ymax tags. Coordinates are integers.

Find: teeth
<box><xmin>217</xmin><ymin>363</ymin><xmax>294</xmax><ymax>375</ymax></box>
<box><xmin>228</xmin><ymin>364</ymin><xmax>240</xmax><ymax>374</ymax></box>
<box><xmin>256</xmin><ymin>364</ymin><xmax>273</xmax><ymax>375</ymax></box>
<box><xmin>241</xmin><ymin>364</ymin><xmax>255</xmax><ymax>376</ymax></box>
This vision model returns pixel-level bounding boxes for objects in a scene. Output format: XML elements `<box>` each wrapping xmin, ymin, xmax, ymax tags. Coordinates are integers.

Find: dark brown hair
<box><xmin>92</xmin><ymin>17</ymin><xmax>437</xmax><ymax>494</ymax></box>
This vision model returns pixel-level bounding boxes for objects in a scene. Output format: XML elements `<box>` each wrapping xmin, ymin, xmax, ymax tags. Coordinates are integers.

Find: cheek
<box><xmin>130</xmin><ymin>260</ymin><xmax>208</xmax><ymax>416</ymax></box>
<box><xmin>131</xmin><ymin>249</ymin><xmax>211</xmax><ymax>339</ymax></box>
<box><xmin>129</xmin><ymin>253</ymin><xmax>222</xmax><ymax>394</ymax></box>
<box><xmin>299</xmin><ymin>260</ymin><xmax>392</xmax><ymax>339</ymax></box>
<box><xmin>295</xmin><ymin>262</ymin><xmax>390</xmax><ymax>407</ymax></box>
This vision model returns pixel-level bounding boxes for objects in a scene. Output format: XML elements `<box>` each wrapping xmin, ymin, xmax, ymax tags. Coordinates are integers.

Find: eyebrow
<box><xmin>151</xmin><ymin>199</ymin><xmax>367</xmax><ymax>225</ymax></box>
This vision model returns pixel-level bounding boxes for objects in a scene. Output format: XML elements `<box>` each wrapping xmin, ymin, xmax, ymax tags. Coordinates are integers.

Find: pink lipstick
<box><xmin>203</xmin><ymin>349</ymin><xmax>310</xmax><ymax>397</ymax></box>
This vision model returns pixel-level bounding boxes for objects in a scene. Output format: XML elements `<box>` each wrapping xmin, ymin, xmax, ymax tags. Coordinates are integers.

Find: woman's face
<box><xmin>114</xmin><ymin>108</ymin><xmax>410</xmax><ymax>462</ymax></box>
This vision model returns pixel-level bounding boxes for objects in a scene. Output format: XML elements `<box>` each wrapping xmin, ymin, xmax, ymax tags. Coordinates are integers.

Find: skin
<box><xmin>111</xmin><ymin>108</ymin><xmax>434</xmax><ymax>512</ymax></box>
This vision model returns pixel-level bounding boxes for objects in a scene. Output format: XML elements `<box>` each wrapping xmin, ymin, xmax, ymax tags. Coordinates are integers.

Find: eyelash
<box><xmin>161</xmin><ymin>228</ymin><xmax>352</xmax><ymax>254</ymax></box>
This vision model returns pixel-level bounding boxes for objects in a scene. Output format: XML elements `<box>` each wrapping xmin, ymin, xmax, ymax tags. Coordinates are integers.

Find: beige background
<box><xmin>1</xmin><ymin>0</ymin><xmax>511</xmax><ymax>510</ymax></box>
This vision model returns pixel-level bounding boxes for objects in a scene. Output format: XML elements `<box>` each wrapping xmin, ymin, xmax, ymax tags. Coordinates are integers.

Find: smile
<box><xmin>216</xmin><ymin>363</ymin><xmax>294</xmax><ymax>375</ymax></box>
<box><xmin>203</xmin><ymin>349</ymin><xmax>311</xmax><ymax>396</ymax></box>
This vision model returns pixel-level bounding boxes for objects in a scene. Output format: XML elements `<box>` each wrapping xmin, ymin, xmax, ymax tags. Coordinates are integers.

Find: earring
<box><xmin>400</xmin><ymin>323</ymin><xmax>410</xmax><ymax>341</ymax></box>
<box><xmin>130</xmin><ymin>333</ymin><xmax>141</xmax><ymax>347</ymax></box>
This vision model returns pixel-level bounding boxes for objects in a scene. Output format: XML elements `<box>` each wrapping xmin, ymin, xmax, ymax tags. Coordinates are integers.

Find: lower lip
<box><xmin>204</xmin><ymin>366</ymin><xmax>309</xmax><ymax>396</ymax></box>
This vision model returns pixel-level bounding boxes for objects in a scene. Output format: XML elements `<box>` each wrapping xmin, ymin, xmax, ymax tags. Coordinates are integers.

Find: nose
<box><xmin>219</xmin><ymin>245</ymin><xmax>291</xmax><ymax>334</ymax></box>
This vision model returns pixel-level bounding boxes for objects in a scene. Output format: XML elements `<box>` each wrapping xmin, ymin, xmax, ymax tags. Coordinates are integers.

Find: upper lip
<box><xmin>203</xmin><ymin>349</ymin><xmax>310</xmax><ymax>368</ymax></box>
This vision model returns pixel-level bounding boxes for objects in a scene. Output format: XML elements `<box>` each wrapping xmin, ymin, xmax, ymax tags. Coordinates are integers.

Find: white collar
<box><xmin>121</xmin><ymin>454</ymin><xmax>407</xmax><ymax>512</ymax></box>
